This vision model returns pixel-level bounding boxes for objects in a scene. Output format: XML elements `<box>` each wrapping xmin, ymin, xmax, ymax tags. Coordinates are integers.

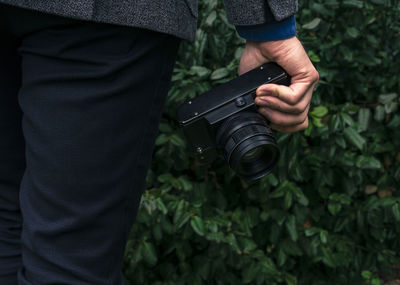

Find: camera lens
<box><xmin>216</xmin><ymin>112</ymin><xmax>279</xmax><ymax>180</ymax></box>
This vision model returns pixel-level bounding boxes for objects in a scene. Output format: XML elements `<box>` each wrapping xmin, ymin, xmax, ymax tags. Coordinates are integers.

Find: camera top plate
<box><xmin>177</xmin><ymin>62</ymin><xmax>290</xmax><ymax>125</ymax></box>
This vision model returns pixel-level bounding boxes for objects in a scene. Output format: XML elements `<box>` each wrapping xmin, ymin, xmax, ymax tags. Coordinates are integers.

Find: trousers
<box><xmin>0</xmin><ymin>4</ymin><xmax>180</xmax><ymax>284</ymax></box>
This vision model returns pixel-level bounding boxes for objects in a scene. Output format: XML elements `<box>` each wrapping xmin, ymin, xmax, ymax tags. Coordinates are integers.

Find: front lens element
<box><xmin>241</xmin><ymin>145</ymin><xmax>265</xmax><ymax>162</ymax></box>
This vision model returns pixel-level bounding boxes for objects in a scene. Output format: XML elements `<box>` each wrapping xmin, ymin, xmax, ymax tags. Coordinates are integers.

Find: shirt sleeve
<box><xmin>235</xmin><ymin>16</ymin><xmax>297</xmax><ymax>41</ymax></box>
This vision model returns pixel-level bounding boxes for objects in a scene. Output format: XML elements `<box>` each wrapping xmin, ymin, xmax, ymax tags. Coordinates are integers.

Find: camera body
<box><xmin>176</xmin><ymin>63</ymin><xmax>290</xmax><ymax>180</ymax></box>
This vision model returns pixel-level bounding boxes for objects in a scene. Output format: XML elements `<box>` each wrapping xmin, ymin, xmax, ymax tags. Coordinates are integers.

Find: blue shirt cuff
<box><xmin>235</xmin><ymin>16</ymin><xmax>297</xmax><ymax>41</ymax></box>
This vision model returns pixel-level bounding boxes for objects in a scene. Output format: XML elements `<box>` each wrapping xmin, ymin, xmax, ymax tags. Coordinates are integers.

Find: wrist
<box><xmin>246</xmin><ymin>36</ymin><xmax>300</xmax><ymax>62</ymax></box>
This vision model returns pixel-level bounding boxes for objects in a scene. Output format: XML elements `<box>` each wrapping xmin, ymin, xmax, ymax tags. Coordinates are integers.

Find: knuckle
<box><xmin>301</xmin><ymin>111</ymin><xmax>309</xmax><ymax>123</ymax></box>
<box><xmin>288</xmin><ymin>96</ymin><xmax>299</xmax><ymax>106</ymax></box>
<box><xmin>258</xmin><ymin>107</ymin><xmax>268</xmax><ymax>116</ymax></box>
<box><xmin>269</xmin><ymin>113</ymin><xmax>284</xmax><ymax>125</ymax></box>
<box><xmin>281</xmin><ymin>129</ymin><xmax>292</xmax><ymax>134</ymax></box>
<box><xmin>302</xmin><ymin>117</ymin><xmax>309</xmax><ymax>129</ymax></box>
<box><xmin>293</xmin><ymin>104</ymin><xmax>306</xmax><ymax>114</ymax></box>
<box><xmin>294</xmin><ymin>115</ymin><xmax>307</xmax><ymax>127</ymax></box>
<box><xmin>311</xmin><ymin>69</ymin><xmax>320</xmax><ymax>82</ymax></box>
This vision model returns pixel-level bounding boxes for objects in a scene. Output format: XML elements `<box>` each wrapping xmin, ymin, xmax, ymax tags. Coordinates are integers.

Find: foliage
<box><xmin>123</xmin><ymin>0</ymin><xmax>400</xmax><ymax>284</ymax></box>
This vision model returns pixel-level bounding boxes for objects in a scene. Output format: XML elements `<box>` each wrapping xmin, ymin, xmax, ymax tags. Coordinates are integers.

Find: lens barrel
<box><xmin>216</xmin><ymin>112</ymin><xmax>279</xmax><ymax>180</ymax></box>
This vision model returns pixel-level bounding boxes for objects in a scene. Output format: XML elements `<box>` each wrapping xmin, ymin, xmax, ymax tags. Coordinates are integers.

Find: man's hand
<box><xmin>239</xmin><ymin>37</ymin><xmax>319</xmax><ymax>133</ymax></box>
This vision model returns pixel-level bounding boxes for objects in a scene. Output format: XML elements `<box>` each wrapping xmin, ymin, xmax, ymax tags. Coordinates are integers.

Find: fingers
<box><xmin>238</xmin><ymin>37</ymin><xmax>319</xmax><ymax>134</ymax></box>
<box><xmin>258</xmin><ymin>103</ymin><xmax>310</xmax><ymax>127</ymax></box>
<box><xmin>270</xmin><ymin>117</ymin><xmax>309</xmax><ymax>134</ymax></box>
<box><xmin>255</xmin><ymin>84</ymin><xmax>314</xmax><ymax>114</ymax></box>
<box><xmin>253</xmin><ymin>55</ymin><xmax>318</xmax><ymax>133</ymax></box>
<box><xmin>255</xmin><ymin>69</ymin><xmax>319</xmax><ymax>106</ymax></box>
<box><xmin>255</xmin><ymin>79</ymin><xmax>315</xmax><ymax>133</ymax></box>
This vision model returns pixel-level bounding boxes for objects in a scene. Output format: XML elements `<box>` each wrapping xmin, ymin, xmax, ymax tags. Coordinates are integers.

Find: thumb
<box><xmin>238</xmin><ymin>42</ymin><xmax>270</xmax><ymax>75</ymax></box>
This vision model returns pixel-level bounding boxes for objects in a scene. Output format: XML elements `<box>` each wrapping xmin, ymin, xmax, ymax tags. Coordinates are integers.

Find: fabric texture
<box><xmin>0</xmin><ymin>0</ymin><xmax>298</xmax><ymax>41</ymax></box>
<box><xmin>0</xmin><ymin>5</ymin><xmax>180</xmax><ymax>284</ymax></box>
<box><xmin>223</xmin><ymin>0</ymin><xmax>297</xmax><ymax>26</ymax></box>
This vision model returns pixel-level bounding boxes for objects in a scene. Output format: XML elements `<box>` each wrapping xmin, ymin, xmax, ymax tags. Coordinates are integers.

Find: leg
<box><xmin>0</xmin><ymin>33</ymin><xmax>25</xmax><ymax>284</ymax></box>
<box><xmin>16</xmin><ymin>21</ymin><xmax>179</xmax><ymax>284</ymax></box>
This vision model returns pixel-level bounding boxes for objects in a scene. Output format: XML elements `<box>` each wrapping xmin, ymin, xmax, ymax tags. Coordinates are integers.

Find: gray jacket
<box><xmin>0</xmin><ymin>0</ymin><xmax>297</xmax><ymax>41</ymax></box>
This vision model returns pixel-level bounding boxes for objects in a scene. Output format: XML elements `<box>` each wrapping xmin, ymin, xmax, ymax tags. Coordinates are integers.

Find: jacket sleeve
<box><xmin>223</xmin><ymin>0</ymin><xmax>298</xmax><ymax>26</ymax></box>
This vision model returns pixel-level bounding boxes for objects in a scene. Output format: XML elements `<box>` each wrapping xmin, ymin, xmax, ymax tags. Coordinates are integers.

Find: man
<box><xmin>0</xmin><ymin>0</ymin><xmax>318</xmax><ymax>284</ymax></box>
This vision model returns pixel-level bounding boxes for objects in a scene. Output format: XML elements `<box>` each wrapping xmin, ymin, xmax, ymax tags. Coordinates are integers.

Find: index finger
<box><xmin>256</xmin><ymin>81</ymin><xmax>314</xmax><ymax>106</ymax></box>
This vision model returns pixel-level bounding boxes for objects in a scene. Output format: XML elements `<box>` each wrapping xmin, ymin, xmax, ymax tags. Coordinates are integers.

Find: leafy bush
<box><xmin>123</xmin><ymin>0</ymin><xmax>400</xmax><ymax>284</ymax></box>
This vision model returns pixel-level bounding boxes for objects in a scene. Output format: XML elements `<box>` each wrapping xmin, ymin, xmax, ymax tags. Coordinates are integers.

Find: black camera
<box><xmin>176</xmin><ymin>63</ymin><xmax>290</xmax><ymax>180</ymax></box>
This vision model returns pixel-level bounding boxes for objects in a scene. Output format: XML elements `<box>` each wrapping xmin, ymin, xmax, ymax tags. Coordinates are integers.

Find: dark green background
<box><xmin>123</xmin><ymin>0</ymin><xmax>400</xmax><ymax>284</ymax></box>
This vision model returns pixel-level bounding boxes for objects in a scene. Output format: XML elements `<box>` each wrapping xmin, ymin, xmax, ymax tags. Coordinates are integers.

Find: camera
<box><xmin>176</xmin><ymin>63</ymin><xmax>290</xmax><ymax>180</ymax></box>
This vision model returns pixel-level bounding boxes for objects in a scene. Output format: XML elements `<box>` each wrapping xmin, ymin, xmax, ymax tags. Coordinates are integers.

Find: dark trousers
<box><xmin>0</xmin><ymin>5</ymin><xmax>179</xmax><ymax>284</ymax></box>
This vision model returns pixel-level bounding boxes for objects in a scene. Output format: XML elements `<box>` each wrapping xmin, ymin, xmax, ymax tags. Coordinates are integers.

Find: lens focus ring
<box><xmin>215</xmin><ymin>112</ymin><xmax>280</xmax><ymax>180</ymax></box>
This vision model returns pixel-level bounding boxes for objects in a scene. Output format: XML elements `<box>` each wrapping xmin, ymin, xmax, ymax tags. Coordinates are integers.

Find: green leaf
<box><xmin>259</xmin><ymin>258</ymin><xmax>279</xmax><ymax>275</ymax></box>
<box><xmin>178</xmin><ymin>176</ymin><xmax>193</xmax><ymax>191</ymax></box>
<box><xmin>343</xmin><ymin>127</ymin><xmax>366</xmax><ymax>150</ymax></box>
<box><xmin>292</xmin><ymin>187</ymin><xmax>309</xmax><ymax>206</ymax></box>
<box><xmin>392</xmin><ymin>203</ymin><xmax>400</xmax><ymax>221</ymax></box>
<box><xmin>191</xmin><ymin>216</ymin><xmax>205</xmax><ymax>236</ymax></box>
<box><xmin>286</xmin><ymin>215</ymin><xmax>298</xmax><ymax>242</ymax></box>
<box><xmin>269</xmin><ymin>186</ymin><xmax>286</xmax><ymax>198</ymax></box>
<box><xmin>205</xmin><ymin>11</ymin><xmax>217</xmax><ymax>26</ymax></box>
<box><xmin>278</xmin><ymin>247</ymin><xmax>287</xmax><ymax>266</ymax></box>
<box><xmin>190</xmin><ymin>66</ymin><xmax>210</xmax><ymax>77</ymax></box>
<box><xmin>142</xmin><ymin>241</ymin><xmax>157</xmax><ymax>266</ymax></box>
<box><xmin>155</xmin><ymin>198</ymin><xmax>168</xmax><ymax>214</ymax></box>
<box><xmin>152</xmin><ymin>223</ymin><xmax>163</xmax><ymax>241</ymax></box>
<box><xmin>308</xmin><ymin>50</ymin><xmax>320</xmax><ymax>63</ymax></box>
<box><xmin>355</xmin><ymin>155</ymin><xmax>382</xmax><ymax>169</ymax></box>
<box><xmin>310</xmin><ymin>106</ymin><xmax>328</xmax><ymax>118</ymax></box>
<box><xmin>343</xmin><ymin>0</ymin><xmax>364</xmax><ymax>8</ymax></box>
<box><xmin>319</xmin><ymin>230</ymin><xmax>328</xmax><ymax>244</ymax></box>
<box><xmin>240</xmin><ymin>237</ymin><xmax>258</xmax><ymax>251</ymax></box>
<box><xmin>155</xmin><ymin>134</ymin><xmax>169</xmax><ymax>145</ymax></box>
<box><xmin>285</xmin><ymin>273</ymin><xmax>298</xmax><ymax>285</ymax></box>
<box><xmin>170</xmin><ymin>134</ymin><xmax>185</xmax><ymax>147</ymax></box>
<box><xmin>361</xmin><ymin>270</ymin><xmax>372</xmax><ymax>279</ymax></box>
<box><xmin>266</xmin><ymin>174</ymin><xmax>278</xmax><ymax>186</ymax></box>
<box><xmin>321</xmin><ymin>247</ymin><xmax>336</xmax><ymax>267</ymax></box>
<box><xmin>210</xmin><ymin>68</ymin><xmax>229</xmax><ymax>80</ymax></box>
<box><xmin>158</xmin><ymin>173</ymin><xmax>173</xmax><ymax>183</ymax></box>
<box><xmin>173</xmin><ymin>200</ymin><xmax>186</xmax><ymax>224</ymax></box>
<box><xmin>242</xmin><ymin>262</ymin><xmax>259</xmax><ymax>283</ymax></box>
<box><xmin>305</xmin><ymin>228</ymin><xmax>319</xmax><ymax>237</ymax></box>
<box><xmin>225</xmin><ymin>233</ymin><xmax>241</xmax><ymax>253</ymax></box>
<box><xmin>176</xmin><ymin>213</ymin><xmax>191</xmax><ymax>229</ymax></box>
<box><xmin>341</xmin><ymin>113</ymin><xmax>355</xmax><ymax>126</ymax></box>
<box><xmin>378</xmin><ymin>93</ymin><xmax>397</xmax><ymax>104</ymax></box>
<box><xmin>281</xmin><ymin>239</ymin><xmax>303</xmax><ymax>256</ymax></box>
<box><xmin>371</xmin><ymin>278</ymin><xmax>381</xmax><ymax>285</ymax></box>
<box><xmin>374</xmin><ymin>106</ymin><xmax>385</xmax><ymax>122</ymax></box>
<box><xmin>385</xmin><ymin>102</ymin><xmax>398</xmax><ymax>114</ymax></box>
<box><xmin>328</xmin><ymin>202</ymin><xmax>342</xmax><ymax>215</ymax></box>
<box><xmin>346</xmin><ymin>27</ymin><xmax>360</xmax><ymax>38</ymax></box>
<box><xmin>302</xmin><ymin>18</ymin><xmax>321</xmax><ymax>29</ymax></box>
<box><xmin>358</xmin><ymin>108</ymin><xmax>371</xmax><ymax>132</ymax></box>
<box><xmin>284</xmin><ymin>190</ymin><xmax>293</xmax><ymax>210</ymax></box>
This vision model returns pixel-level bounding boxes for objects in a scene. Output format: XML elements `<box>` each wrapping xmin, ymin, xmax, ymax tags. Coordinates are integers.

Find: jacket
<box><xmin>0</xmin><ymin>0</ymin><xmax>298</xmax><ymax>42</ymax></box>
